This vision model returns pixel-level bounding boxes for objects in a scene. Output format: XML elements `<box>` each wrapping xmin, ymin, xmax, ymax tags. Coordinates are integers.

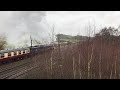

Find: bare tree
<box><xmin>87</xmin><ymin>21</ymin><xmax>92</xmax><ymax>79</ymax></box>
<box><xmin>47</xmin><ymin>24</ymin><xmax>56</xmax><ymax>78</ymax></box>
<box><xmin>0</xmin><ymin>33</ymin><xmax>7</xmax><ymax>50</ymax></box>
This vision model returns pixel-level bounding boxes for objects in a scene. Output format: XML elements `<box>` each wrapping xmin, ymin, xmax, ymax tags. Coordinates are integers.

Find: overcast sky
<box><xmin>0</xmin><ymin>11</ymin><xmax>120</xmax><ymax>48</ymax></box>
<box><xmin>46</xmin><ymin>11</ymin><xmax>120</xmax><ymax>35</ymax></box>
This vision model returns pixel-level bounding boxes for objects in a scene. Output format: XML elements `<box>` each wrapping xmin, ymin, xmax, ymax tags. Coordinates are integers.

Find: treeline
<box><xmin>76</xmin><ymin>26</ymin><xmax>120</xmax><ymax>79</ymax></box>
<box><xmin>93</xmin><ymin>27</ymin><xmax>120</xmax><ymax>45</ymax></box>
<box><xmin>56</xmin><ymin>27</ymin><xmax>120</xmax><ymax>44</ymax></box>
<box><xmin>56</xmin><ymin>34</ymin><xmax>89</xmax><ymax>43</ymax></box>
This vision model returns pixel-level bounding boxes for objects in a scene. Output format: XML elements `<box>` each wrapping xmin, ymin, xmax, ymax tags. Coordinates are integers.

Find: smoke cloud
<box><xmin>0</xmin><ymin>11</ymin><xmax>50</xmax><ymax>48</ymax></box>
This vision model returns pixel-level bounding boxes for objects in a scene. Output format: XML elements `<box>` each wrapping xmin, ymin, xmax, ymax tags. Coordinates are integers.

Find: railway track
<box><xmin>0</xmin><ymin>61</ymin><xmax>32</xmax><ymax>79</ymax></box>
<box><xmin>0</xmin><ymin>60</ymin><xmax>40</xmax><ymax>79</ymax></box>
<box><xmin>0</xmin><ymin>60</ymin><xmax>32</xmax><ymax>73</ymax></box>
<box><xmin>0</xmin><ymin>47</ymin><xmax>58</xmax><ymax>79</ymax></box>
<box><xmin>0</xmin><ymin>54</ymin><xmax>42</xmax><ymax>79</ymax></box>
<box><xmin>8</xmin><ymin>65</ymin><xmax>40</xmax><ymax>79</ymax></box>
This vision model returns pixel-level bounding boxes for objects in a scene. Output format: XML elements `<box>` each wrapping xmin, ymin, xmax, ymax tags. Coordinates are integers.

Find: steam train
<box><xmin>0</xmin><ymin>45</ymin><xmax>54</xmax><ymax>64</ymax></box>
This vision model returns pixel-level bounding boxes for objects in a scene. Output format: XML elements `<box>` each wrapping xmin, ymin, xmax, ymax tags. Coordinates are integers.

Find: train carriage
<box><xmin>0</xmin><ymin>48</ymin><xmax>30</xmax><ymax>63</ymax></box>
<box><xmin>0</xmin><ymin>44</ymin><xmax>54</xmax><ymax>65</ymax></box>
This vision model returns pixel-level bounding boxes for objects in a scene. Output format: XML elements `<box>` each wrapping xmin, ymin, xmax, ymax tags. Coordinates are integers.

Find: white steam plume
<box><xmin>0</xmin><ymin>11</ymin><xmax>50</xmax><ymax>48</ymax></box>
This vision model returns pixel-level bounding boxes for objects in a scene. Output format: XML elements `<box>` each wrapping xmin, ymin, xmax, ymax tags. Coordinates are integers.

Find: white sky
<box><xmin>46</xmin><ymin>11</ymin><xmax>120</xmax><ymax>35</ymax></box>
<box><xmin>0</xmin><ymin>11</ymin><xmax>120</xmax><ymax>48</ymax></box>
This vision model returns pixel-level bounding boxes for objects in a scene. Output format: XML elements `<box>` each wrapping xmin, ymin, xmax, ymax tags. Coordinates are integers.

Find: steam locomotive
<box><xmin>0</xmin><ymin>45</ymin><xmax>54</xmax><ymax>64</ymax></box>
